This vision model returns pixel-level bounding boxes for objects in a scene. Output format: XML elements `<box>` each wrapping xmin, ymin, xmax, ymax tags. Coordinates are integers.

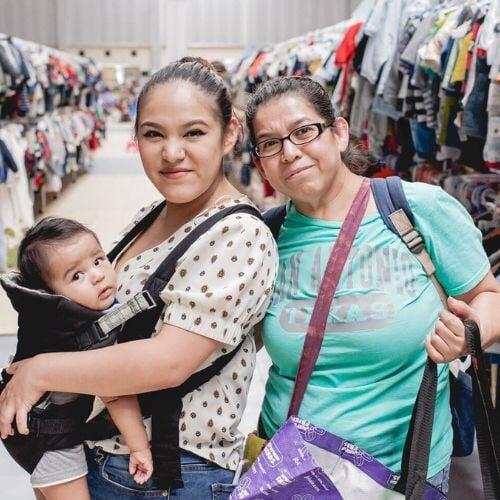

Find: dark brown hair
<box><xmin>134</xmin><ymin>57</ymin><xmax>233</xmax><ymax>138</ymax></box>
<box><xmin>210</xmin><ymin>60</ymin><xmax>227</xmax><ymax>75</ymax></box>
<box><xmin>18</xmin><ymin>217</ymin><xmax>99</xmax><ymax>290</ymax></box>
<box><xmin>246</xmin><ymin>76</ymin><xmax>373</xmax><ymax>174</ymax></box>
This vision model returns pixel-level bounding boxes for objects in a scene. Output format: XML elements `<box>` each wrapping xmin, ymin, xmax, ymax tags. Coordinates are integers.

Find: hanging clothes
<box><xmin>0</xmin><ymin>31</ymin><xmax>105</xmax><ymax>270</ymax></box>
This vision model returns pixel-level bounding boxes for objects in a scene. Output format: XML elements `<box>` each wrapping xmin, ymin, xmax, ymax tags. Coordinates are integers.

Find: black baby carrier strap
<box><xmin>0</xmin><ymin>274</ymin><xmax>154</xmax><ymax>362</ymax></box>
<box><xmin>0</xmin><ymin>275</ymin><xmax>154</xmax><ymax>474</ymax></box>
<box><xmin>109</xmin><ymin>201</ymin><xmax>262</xmax><ymax>344</ymax></box>
<box><xmin>89</xmin><ymin>200</ymin><xmax>263</xmax><ymax>490</ymax></box>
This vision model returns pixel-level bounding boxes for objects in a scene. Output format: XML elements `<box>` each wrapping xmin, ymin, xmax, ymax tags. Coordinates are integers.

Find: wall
<box><xmin>0</xmin><ymin>0</ymin><xmax>361</xmax><ymax>67</ymax></box>
<box><xmin>66</xmin><ymin>46</ymin><xmax>151</xmax><ymax>73</ymax></box>
<box><xmin>0</xmin><ymin>0</ymin><xmax>59</xmax><ymax>46</ymax></box>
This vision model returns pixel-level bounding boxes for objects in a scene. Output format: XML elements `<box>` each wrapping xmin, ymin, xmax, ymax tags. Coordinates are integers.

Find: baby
<box><xmin>7</xmin><ymin>217</ymin><xmax>153</xmax><ymax>500</ymax></box>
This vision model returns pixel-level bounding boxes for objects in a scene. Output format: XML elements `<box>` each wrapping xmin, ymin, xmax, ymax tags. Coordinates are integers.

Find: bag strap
<box><xmin>265</xmin><ymin>178</ymin><xmax>446</xmax><ymax>307</ymax></box>
<box><xmin>396</xmin><ymin>358</ymin><xmax>437</xmax><ymax>498</ymax></box>
<box><xmin>465</xmin><ymin>320</ymin><xmax>500</xmax><ymax>499</ymax></box>
<box><xmin>397</xmin><ymin>335</ymin><xmax>499</xmax><ymax>499</ymax></box>
<box><xmin>371</xmin><ymin>177</ymin><xmax>447</xmax><ymax>304</ymax></box>
<box><xmin>370</xmin><ymin>177</ymin><xmax>441</xmax><ymax>497</ymax></box>
<box><xmin>287</xmin><ymin>178</ymin><xmax>371</xmax><ymax>417</ymax></box>
<box><xmin>398</xmin><ymin>322</ymin><xmax>500</xmax><ymax>498</ymax></box>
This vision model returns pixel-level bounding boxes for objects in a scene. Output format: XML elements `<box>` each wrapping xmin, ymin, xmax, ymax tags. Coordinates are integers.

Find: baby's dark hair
<box><xmin>134</xmin><ymin>56</ymin><xmax>233</xmax><ymax>138</ymax></box>
<box><xmin>18</xmin><ymin>217</ymin><xmax>99</xmax><ymax>290</ymax></box>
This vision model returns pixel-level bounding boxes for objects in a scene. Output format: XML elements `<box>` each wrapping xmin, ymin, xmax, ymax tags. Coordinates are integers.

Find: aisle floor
<box><xmin>0</xmin><ymin>122</ymin><xmax>271</xmax><ymax>498</ymax></box>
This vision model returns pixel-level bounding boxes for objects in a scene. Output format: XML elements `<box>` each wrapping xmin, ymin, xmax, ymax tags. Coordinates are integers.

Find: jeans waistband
<box><xmin>86</xmin><ymin>445</ymin><xmax>209</xmax><ymax>466</ymax></box>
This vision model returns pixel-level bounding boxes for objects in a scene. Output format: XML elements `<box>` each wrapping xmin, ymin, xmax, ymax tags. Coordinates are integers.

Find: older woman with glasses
<box><xmin>245</xmin><ymin>76</ymin><xmax>500</xmax><ymax>495</ymax></box>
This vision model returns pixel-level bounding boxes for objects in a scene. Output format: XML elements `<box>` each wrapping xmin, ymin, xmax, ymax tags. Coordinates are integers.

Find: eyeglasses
<box><xmin>252</xmin><ymin>122</ymin><xmax>334</xmax><ymax>158</ymax></box>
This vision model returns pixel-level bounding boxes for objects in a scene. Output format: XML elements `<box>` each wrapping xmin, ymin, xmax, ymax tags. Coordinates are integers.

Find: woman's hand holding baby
<box><xmin>0</xmin><ymin>356</ymin><xmax>45</xmax><ymax>439</ymax></box>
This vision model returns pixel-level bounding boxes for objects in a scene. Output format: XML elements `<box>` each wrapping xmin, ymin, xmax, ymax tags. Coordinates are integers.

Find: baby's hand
<box><xmin>129</xmin><ymin>448</ymin><xmax>153</xmax><ymax>485</ymax></box>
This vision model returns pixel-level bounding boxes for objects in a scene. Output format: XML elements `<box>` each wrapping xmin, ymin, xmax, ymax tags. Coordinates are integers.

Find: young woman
<box><xmin>245</xmin><ymin>76</ymin><xmax>500</xmax><ymax>494</ymax></box>
<box><xmin>0</xmin><ymin>58</ymin><xmax>278</xmax><ymax>499</ymax></box>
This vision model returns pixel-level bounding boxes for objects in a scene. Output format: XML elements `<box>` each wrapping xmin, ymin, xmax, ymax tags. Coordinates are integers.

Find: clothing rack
<box><xmin>230</xmin><ymin>0</ymin><xmax>499</xmax><ymax>212</ymax></box>
<box><xmin>0</xmin><ymin>32</ymin><xmax>105</xmax><ymax>272</ymax></box>
<box><xmin>7</xmin><ymin>35</ymin><xmax>89</xmax><ymax>67</ymax></box>
<box><xmin>261</xmin><ymin>0</ymin><xmax>373</xmax><ymax>52</ymax></box>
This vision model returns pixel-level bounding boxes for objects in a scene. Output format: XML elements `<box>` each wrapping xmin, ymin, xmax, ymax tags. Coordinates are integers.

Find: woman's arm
<box><xmin>0</xmin><ymin>324</ymin><xmax>219</xmax><ymax>437</ymax></box>
<box><xmin>36</xmin><ymin>324</ymin><xmax>219</xmax><ymax>396</ymax></box>
<box><xmin>0</xmin><ymin>212</ymin><xmax>277</xmax><ymax>439</ymax></box>
<box><xmin>426</xmin><ymin>271</ymin><xmax>500</xmax><ymax>363</ymax></box>
<box><xmin>456</xmin><ymin>272</ymin><xmax>500</xmax><ymax>347</ymax></box>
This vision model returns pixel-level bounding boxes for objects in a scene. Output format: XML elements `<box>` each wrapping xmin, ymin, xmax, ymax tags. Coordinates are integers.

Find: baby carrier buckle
<box><xmin>27</xmin><ymin>413</ymin><xmax>38</xmax><ymax>437</ymax></box>
<box><xmin>89</xmin><ymin>322</ymin><xmax>109</xmax><ymax>342</ymax></box>
<box><xmin>140</xmin><ymin>290</ymin><xmax>156</xmax><ymax>309</ymax></box>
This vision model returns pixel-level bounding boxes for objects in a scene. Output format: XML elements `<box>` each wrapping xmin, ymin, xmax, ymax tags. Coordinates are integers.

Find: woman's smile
<box><xmin>160</xmin><ymin>168</ymin><xmax>192</xmax><ymax>180</ymax></box>
<box><xmin>285</xmin><ymin>164</ymin><xmax>314</xmax><ymax>181</ymax></box>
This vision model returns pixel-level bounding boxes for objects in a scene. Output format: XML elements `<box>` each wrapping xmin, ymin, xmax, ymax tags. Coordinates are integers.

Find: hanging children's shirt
<box><xmin>0</xmin><ymin>125</ymin><xmax>33</xmax><ymax>231</ymax></box>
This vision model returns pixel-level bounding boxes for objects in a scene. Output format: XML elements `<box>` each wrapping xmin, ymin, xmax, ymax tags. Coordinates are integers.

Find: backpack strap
<box><xmin>264</xmin><ymin>180</ymin><xmax>446</xmax><ymax>302</ymax></box>
<box><xmin>371</xmin><ymin>177</ymin><xmax>440</xmax><ymax>497</ymax></box>
<box><xmin>371</xmin><ymin>177</ymin><xmax>447</xmax><ymax>305</ymax></box>
<box><xmin>263</xmin><ymin>205</ymin><xmax>286</xmax><ymax>240</ymax></box>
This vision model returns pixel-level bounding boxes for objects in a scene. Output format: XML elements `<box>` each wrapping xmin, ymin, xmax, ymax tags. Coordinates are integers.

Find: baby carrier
<box><xmin>0</xmin><ymin>272</ymin><xmax>155</xmax><ymax>474</ymax></box>
<box><xmin>0</xmin><ymin>201</ymin><xmax>262</xmax><ymax>490</ymax></box>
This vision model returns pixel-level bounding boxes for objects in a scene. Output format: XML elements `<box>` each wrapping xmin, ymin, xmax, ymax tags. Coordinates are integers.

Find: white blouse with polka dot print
<box><xmin>86</xmin><ymin>195</ymin><xmax>278</xmax><ymax>471</ymax></box>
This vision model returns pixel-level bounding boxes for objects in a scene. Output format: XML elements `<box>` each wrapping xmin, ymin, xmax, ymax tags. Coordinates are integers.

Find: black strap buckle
<box><xmin>90</xmin><ymin>322</ymin><xmax>109</xmax><ymax>342</ymax></box>
<box><xmin>141</xmin><ymin>290</ymin><xmax>156</xmax><ymax>309</ymax></box>
<box><xmin>27</xmin><ymin>413</ymin><xmax>40</xmax><ymax>437</ymax></box>
<box><xmin>0</xmin><ymin>368</ymin><xmax>7</xmax><ymax>394</ymax></box>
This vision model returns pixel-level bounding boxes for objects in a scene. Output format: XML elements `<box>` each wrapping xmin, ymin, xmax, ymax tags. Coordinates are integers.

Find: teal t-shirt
<box><xmin>261</xmin><ymin>181</ymin><xmax>490</xmax><ymax>477</ymax></box>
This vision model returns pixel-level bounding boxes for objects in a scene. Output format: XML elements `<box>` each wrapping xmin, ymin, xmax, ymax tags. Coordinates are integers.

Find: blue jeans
<box><xmin>427</xmin><ymin>462</ymin><xmax>450</xmax><ymax>495</ymax></box>
<box><xmin>85</xmin><ymin>447</ymin><xmax>236</xmax><ymax>499</ymax></box>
